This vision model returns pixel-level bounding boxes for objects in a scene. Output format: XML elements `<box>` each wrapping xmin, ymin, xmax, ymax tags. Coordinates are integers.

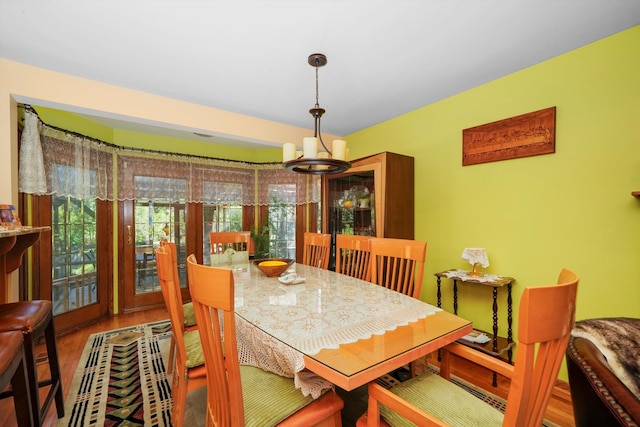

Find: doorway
<box><xmin>120</xmin><ymin>199</ymin><xmax>188</xmax><ymax>311</ymax></box>
<box><xmin>31</xmin><ymin>195</ymin><xmax>111</xmax><ymax>333</ymax></box>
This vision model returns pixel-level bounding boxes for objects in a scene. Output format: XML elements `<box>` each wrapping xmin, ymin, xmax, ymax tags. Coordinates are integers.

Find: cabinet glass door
<box><xmin>326</xmin><ymin>171</ymin><xmax>375</xmax><ymax>268</ymax></box>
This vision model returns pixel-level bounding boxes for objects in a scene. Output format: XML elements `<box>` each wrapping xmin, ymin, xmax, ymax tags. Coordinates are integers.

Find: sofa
<box><xmin>566</xmin><ymin>318</ymin><xmax>640</xmax><ymax>427</ymax></box>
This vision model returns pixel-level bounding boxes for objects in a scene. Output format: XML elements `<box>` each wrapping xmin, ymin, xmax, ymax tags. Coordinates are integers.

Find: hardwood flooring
<box><xmin>0</xmin><ymin>307</ymin><xmax>576</xmax><ymax>426</ymax></box>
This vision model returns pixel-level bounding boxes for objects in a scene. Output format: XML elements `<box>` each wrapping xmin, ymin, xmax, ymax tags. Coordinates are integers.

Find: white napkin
<box><xmin>278</xmin><ymin>273</ymin><xmax>305</xmax><ymax>285</ymax></box>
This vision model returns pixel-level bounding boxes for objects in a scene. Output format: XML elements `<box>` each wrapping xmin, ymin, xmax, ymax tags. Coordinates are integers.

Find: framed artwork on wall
<box><xmin>462</xmin><ymin>106</ymin><xmax>556</xmax><ymax>166</ymax></box>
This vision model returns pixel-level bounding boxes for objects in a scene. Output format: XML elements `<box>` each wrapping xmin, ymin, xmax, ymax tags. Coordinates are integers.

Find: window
<box><xmin>51</xmin><ymin>195</ymin><xmax>97</xmax><ymax>315</ymax></box>
<box><xmin>268</xmin><ymin>184</ymin><xmax>296</xmax><ymax>259</ymax></box>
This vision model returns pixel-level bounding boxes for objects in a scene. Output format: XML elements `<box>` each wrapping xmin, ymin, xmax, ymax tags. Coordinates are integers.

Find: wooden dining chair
<box><xmin>186</xmin><ymin>254</ymin><xmax>344</xmax><ymax>427</ymax></box>
<box><xmin>335</xmin><ymin>234</ymin><xmax>372</xmax><ymax>281</ymax></box>
<box><xmin>160</xmin><ymin>241</ymin><xmax>197</xmax><ymax>375</ymax></box>
<box><xmin>156</xmin><ymin>246</ymin><xmax>207</xmax><ymax>427</ymax></box>
<box><xmin>358</xmin><ymin>268</ymin><xmax>579</xmax><ymax>427</ymax></box>
<box><xmin>209</xmin><ymin>231</ymin><xmax>251</xmax><ymax>254</ymax></box>
<box><xmin>302</xmin><ymin>232</ymin><xmax>332</xmax><ymax>269</ymax></box>
<box><xmin>370</xmin><ymin>237</ymin><xmax>427</xmax><ymax>299</ymax></box>
<box><xmin>209</xmin><ymin>231</ymin><xmax>251</xmax><ymax>266</ymax></box>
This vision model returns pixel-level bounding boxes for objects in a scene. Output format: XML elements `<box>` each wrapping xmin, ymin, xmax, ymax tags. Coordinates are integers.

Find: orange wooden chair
<box><xmin>186</xmin><ymin>254</ymin><xmax>344</xmax><ymax>427</ymax></box>
<box><xmin>370</xmin><ymin>237</ymin><xmax>427</xmax><ymax>376</ymax></box>
<box><xmin>209</xmin><ymin>231</ymin><xmax>251</xmax><ymax>254</ymax></box>
<box><xmin>358</xmin><ymin>268</ymin><xmax>579</xmax><ymax>427</ymax></box>
<box><xmin>302</xmin><ymin>232</ymin><xmax>331</xmax><ymax>269</ymax></box>
<box><xmin>369</xmin><ymin>237</ymin><xmax>427</xmax><ymax>299</ymax></box>
<box><xmin>209</xmin><ymin>231</ymin><xmax>251</xmax><ymax>266</ymax></box>
<box><xmin>156</xmin><ymin>246</ymin><xmax>206</xmax><ymax>427</ymax></box>
<box><xmin>160</xmin><ymin>241</ymin><xmax>197</xmax><ymax>374</ymax></box>
<box><xmin>335</xmin><ymin>234</ymin><xmax>372</xmax><ymax>281</ymax></box>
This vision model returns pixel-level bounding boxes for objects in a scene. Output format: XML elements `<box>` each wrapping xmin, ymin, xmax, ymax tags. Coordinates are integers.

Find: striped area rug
<box><xmin>57</xmin><ymin>321</ymin><xmax>173</xmax><ymax>426</ymax></box>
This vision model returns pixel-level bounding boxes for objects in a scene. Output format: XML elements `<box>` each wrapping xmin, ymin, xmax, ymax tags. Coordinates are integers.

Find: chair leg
<box><xmin>409</xmin><ymin>360</ymin><xmax>416</xmax><ymax>378</ymax></box>
<box><xmin>171</xmin><ymin>368</ymin><xmax>186</xmax><ymax>427</ymax></box>
<box><xmin>168</xmin><ymin>336</ymin><xmax>176</xmax><ymax>374</ymax></box>
<box><xmin>11</xmin><ymin>346</ymin><xmax>35</xmax><ymax>427</ymax></box>
<box><xmin>21</xmin><ymin>332</ymin><xmax>42</xmax><ymax>426</ymax></box>
<box><xmin>43</xmin><ymin>316</ymin><xmax>65</xmax><ymax>416</ymax></box>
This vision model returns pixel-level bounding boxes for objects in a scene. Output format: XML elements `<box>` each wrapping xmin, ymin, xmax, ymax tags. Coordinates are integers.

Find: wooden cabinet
<box><xmin>322</xmin><ymin>152</ymin><xmax>414</xmax><ymax>269</ymax></box>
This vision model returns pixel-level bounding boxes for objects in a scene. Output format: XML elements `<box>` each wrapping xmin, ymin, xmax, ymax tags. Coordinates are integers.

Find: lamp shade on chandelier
<box><xmin>283</xmin><ymin>53</ymin><xmax>351</xmax><ymax>175</ymax></box>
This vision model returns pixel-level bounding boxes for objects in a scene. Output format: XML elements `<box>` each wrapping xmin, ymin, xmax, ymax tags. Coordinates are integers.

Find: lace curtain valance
<box><xmin>18</xmin><ymin>110</ymin><xmax>320</xmax><ymax>205</ymax></box>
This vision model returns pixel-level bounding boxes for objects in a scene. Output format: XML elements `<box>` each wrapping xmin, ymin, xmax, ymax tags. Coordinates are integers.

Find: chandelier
<box><xmin>283</xmin><ymin>53</ymin><xmax>351</xmax><ymax>175</ymax></box>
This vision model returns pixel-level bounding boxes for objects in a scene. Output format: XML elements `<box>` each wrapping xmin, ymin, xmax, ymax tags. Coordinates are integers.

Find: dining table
<box><xmin>226</xmin><ymin>261</ymin><xmax>472</xmax><ymax>398</ymax></box>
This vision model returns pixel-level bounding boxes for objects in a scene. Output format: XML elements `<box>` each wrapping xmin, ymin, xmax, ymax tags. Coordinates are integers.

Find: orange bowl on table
<box><xmin>253</xmin><ymin>258</ymin><xmax>295</xmax><ymax>277</ymax></box>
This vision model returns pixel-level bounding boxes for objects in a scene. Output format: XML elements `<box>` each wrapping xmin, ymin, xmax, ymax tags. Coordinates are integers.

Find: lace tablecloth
<box><xmin>231</xmin><ymin>263</ymin><xmax>441</xmax><ymax>397</ymax></box>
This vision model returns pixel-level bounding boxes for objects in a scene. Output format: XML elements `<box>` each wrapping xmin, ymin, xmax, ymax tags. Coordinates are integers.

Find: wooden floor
<box><xmin>0</xmin><ymin>307</ymin><xmax>576</xmax><ymax>427</ymax></box>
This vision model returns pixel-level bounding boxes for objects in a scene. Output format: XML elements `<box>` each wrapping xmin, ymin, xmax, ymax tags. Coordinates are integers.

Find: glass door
<box><xmin>323</xmin><ymin>161</ymin><xmax>382</xmax><ymax>270</ymax></box>
<box><xmin>30</xmin><ymin>194</ymin><xmax>110</xmax><ymax>333</ymax></box>
<box><xmin>133</xmin><ymin>201</ymin><xmax>186</xmax><ymax>294</ymax></box>
<box><xmin>51</xmin><ymin>195</ymin><xmax>99</xmax><ymax>314</ymax></box>
<box><xmin>120</xmin><ymin>172</ymin><xmax>190</xmax><ymax>311</ymax></box>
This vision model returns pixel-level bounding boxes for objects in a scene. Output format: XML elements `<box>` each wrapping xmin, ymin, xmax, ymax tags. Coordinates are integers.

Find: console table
<box><xmin>435</xmin><ymin>270</ymin><xmax>516</xmax><ymax>386</ymax></box>
<box><xmin>0</xmin><ymin>227</ymin><xmax>49</xmax><ymax>303</ymax></box>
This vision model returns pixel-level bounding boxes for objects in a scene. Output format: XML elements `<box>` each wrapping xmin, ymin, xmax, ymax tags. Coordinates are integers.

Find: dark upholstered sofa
<box><xmin>566</xmin><ymin>318</ymin><xmax>640</xmax><ymax>427</ymax></box>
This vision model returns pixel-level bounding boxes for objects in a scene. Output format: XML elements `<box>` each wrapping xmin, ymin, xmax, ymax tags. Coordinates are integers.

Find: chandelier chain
<box><xmin>315</xmin><ymin>65</ymin><xmax>320</xmax><ymax>108</ymax></box>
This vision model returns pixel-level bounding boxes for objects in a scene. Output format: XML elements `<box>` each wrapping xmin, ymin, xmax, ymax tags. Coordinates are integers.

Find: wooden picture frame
<box><xmin>462</xmin><ymin>107</ymin><xmax>556</xmax><ymax>166</ymax></box>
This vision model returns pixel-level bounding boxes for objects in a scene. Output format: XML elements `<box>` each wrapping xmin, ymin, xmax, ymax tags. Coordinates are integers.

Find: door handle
<box><xmin>127</xmin><ymin>225</ymin><xmax>132</xmax><ymax>246</ymax></box>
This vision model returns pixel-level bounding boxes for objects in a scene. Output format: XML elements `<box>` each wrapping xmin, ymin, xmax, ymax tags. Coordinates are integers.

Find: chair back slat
<box><xmin>302</xmin><ymin>232</ymin><xmax>331</xmax><ymax>269</ymax></box>
<box><xmin>335</xmin><ymin>234</ymin><xmax>371</xmax><ymax>281</ymax></box>
<box><xmin>370</xmin><ymin>237</ymin><xmax>426</xmax><ymax>299</ymax></box>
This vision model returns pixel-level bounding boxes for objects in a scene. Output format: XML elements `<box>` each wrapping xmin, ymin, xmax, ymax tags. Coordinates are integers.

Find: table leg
<box><xmin>507</xmin><ymin>283</ymin><xmax>513</xmax><ymax>363</ymax></box>
<box><xmin>491</xmin><ymin>287</ymin><xmax>499</xmax><ymax>387</ymax></box>
<box><xmin>437</xmin><ymin>276</ymin><xmax>443</xmax><ymax>361</ymax></box>
<box><xmin>452</xmin><ymin>280</ymin><xmax>458</xmax><ymax>315</ymax></box>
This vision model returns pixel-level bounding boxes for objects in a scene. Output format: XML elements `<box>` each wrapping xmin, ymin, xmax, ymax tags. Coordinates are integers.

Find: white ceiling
<box><xmin>1</xmin><ymin>1</ymin><xmax>639</xmax><ymax>148</ymax></box>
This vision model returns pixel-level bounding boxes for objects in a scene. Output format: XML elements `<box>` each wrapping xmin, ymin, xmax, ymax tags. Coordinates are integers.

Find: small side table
<box><xmin>435</xmin><ymin>270</ymin><xmax>516</xmax><ymax>386</ymax></box>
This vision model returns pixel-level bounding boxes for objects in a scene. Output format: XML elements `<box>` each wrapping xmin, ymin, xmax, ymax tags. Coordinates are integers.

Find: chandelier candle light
<box><xmin>283</xmin><ymin>53</ymin><xmax>351</xmax><ymax>175</ymax></box>
<box><xmin>461</xmin><ymin>248</ymin><xmax>489</xmax><ymax>277</ymax></box>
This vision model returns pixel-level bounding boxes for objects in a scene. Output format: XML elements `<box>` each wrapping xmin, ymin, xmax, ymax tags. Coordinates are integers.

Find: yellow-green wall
<box><xmin>347</xmin><ymin>25</ymin><xmax>640</xmax><ymax>340</ymax></box>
